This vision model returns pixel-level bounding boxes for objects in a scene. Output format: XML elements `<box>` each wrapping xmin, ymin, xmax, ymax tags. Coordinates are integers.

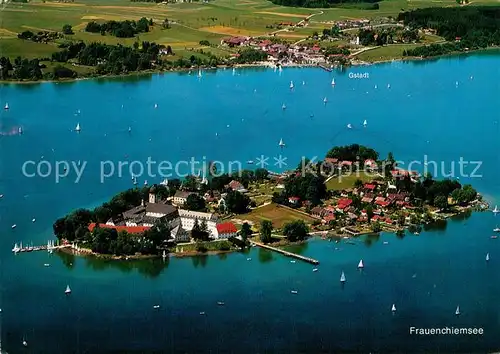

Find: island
<box><xmin>53</xmin><ymin>144</ymin><xmax>487</xmax><ymax>259</ymax></box>
<box><xmin>1</xmin><ymin>0</ymin><xmax>500</xmax><ymax>83</ymax></box>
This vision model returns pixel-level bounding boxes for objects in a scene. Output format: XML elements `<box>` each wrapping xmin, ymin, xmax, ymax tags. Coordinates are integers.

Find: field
<box><xmin>325</xmin><ymin>173</ymin><xmax>374</xmax><ymax>190</ymax></box>
<box><xmin>1</xmin><ymin>0</ymin><xmax>497</xmax><ymax>62</ymax></box>
<box><xmin>235</xmin><ymin>202</ymin><xmax>316</xmax><ymax>229</ymax></box>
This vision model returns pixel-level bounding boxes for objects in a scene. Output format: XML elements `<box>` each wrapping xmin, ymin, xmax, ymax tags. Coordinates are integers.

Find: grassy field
<box><xmin>356</xmin><ymin>43</ymin><xmax>421</xmax><ymax>61</ymax></box>
<box><xmin>325</xmin><ymin>173</ymin><xmax>374</xmax><ymax>190</ymax></box>
<box><xmin>235</xmin><ymin>202</ymin><xmax>316</xmax><ymax>229</ymax></box>
<box><xmin>1</xmin><ymin>0</ymin><xmax>497</xmax><ymax>61</ymax></box>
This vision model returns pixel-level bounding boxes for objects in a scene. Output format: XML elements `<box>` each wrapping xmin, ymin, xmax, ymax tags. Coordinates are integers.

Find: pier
<box><xmin>12</xmin><ymin>241</ymin><xmax>70</xmax><ymax>254</ymax></box>
<box><xmin>250</xmin><ymin>241</ymin><xmax>319</xmax><ymax>265</ymax></box>
<box><xmin>318</xmin><ymin>64</ymin><xmax>332</xmax><ymax>72</ymax></box>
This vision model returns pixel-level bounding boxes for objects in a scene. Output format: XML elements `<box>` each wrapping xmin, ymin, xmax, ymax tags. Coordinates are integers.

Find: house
<box><xmin>173</xmin><ymin>191</ymin><xmax>195</xmax><ymax>206</ymax></box>
<box><xmin>311</xmin><ymin>206</ymin><xmax>324</xmax><ymax>218</ymax></box>
<box><xmin>324</xmin><ymin>157</ymin><xmax>338</xmax><ymax>166</ymax></box>
<box><xmin>340</xmin><ymin>161</ymin><xmax>353</xmax><ymax>167</ymax></box>
<box><xmin>336</xmin><ymin>198</ymin><xmax>353</xmax><ymax>211</ymax></box>
<box><xmin>364</xmin><ymin>183</ymin><xmax>376</xmax><ymax>191</ymax></box>
<box><xmin>361</xmin><ymin>195</ymin><xmax>374</xmax><ymax>203</ymax></box>
<box><xmin>221</xmin><ymin>36</ymin><xmax>248</xmax><ymax>47</ymax></box>
<box><xmin>170</xmin><ymin>224</ymin><xmax>190</xmax><ymax>243</ymax></box>
<box><xmin>216</xmin><ymin>222</ymin><xmax>238</xmax><ymax>239</ymax></box>
<box><xmin>364</xmin><ymin>159</ymin><xmax>377</xmax><ymax>170</ymax></box>
<box><xmin>178</xmin><ymin>209</ymin><xmax>219</xmax><ymax>238</ymax></box>
<box><xmin>88</xmin><ymin>223</ymin><xmax>150</xmax><ymax>234</ymax></box>
<box><xmin>228</xmin><ymin>180</ymin><xmax>247</xmax><ymax>193</ymax></box>
<box><xmin>288</xmin><ymin>196</ymin><xmax>300</xmax><ymax>205</ymax></box>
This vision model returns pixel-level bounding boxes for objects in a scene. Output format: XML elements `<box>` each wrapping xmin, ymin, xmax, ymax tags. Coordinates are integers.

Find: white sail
<box><xmin>4</xmin><ymin>103</ymin><xmax>9</xmax><ymax>110</ymax></box>
<box><xmin>323</xmin><ymin>97</ymin><xmax>328</xmax><ymax>103</ymax></box>
<box><xmin>494</xmin><ymin>205</ymin><xmax>499</xmax><ymax>213</ymax></box>
<box><xmin>75</xmin><ymin>123</ymin><xmax>81</xmax><ymax>132</ymax></box>
<box><xmin>162</xmin><ymin>250</ymin><xmax>166</xmax><ymax>258</ymax></box>
<box><xmin>65</xmin><ymin>285</ymin><xmax>71</xmax><ymax>294</ymax></box>
<box><xmin>347</xmin><ymin>124</ymin><xmax>352</xmax><ymax>129</ymax></box>
<box><xmin>391</xmin><ymin>304</ymin><xmax>396</xmax><ymax>312</ymax></box>
<box><xmin>198</xmin><ymin>70</ymin><xmax>202</xmax><ymax>78</ymax></box>
<box><xmin>302</xmin><ymin>80</ymin><xmax>306</xmax><ymax>86</ymax></box>
<box><xmin>331</xmin><ymin>78</ymin><xmax>335</xmax><ymax>86</ymax></box>
<box><xmin>387</xmin><ymin>84</ymin><xmax>391</xmax><ymax>89</ymax></box>
<box><xmin>279</xmin><ymin>138</ymin><xmax>285</xmax><ymax>147</ymax></box>
<box><xmin>128</xmin><ymin>127</ymin><xmax>132</xmax><ymax>133</ymax></box>
<box><xmin>455</xmin><ymin>306</ymin><xmax>460</xmax><ymax>315</ymax></box>
<box><xmin>486</xmin><ymin>253</ymin><xmax>490</xmax><ymax>261</ymax></box>
<box><xmin>358</xmin><ymin>260</ymin><xmax>364</xmax><ymax>269</ymax></box>
<box><xmin>290</xmin><ymin>81</ymin><xmax>294</xmax><ymax>89</ymax></box>
<box><xmin>282</xmin><ymin>103</ymin><xmax>286</xmax><ymax>110</ymax></box>
<box><xmin>18</xmin><ymin>127</ymin><xmax>23</xmax><ymax>134</ymax></box>
<box><xmin>340</xmin><ymin>271</ymin><xmax>346</xmax><ymax>283</ymax></box>
<box><xmin>363</xmin><ymin>120</ymin><xmax>367</xmax><ymax>127</ymax></box>
<box><xmin>232</xmin><ymin>67</ymin><xmax>236</xmax><ymax>75</ymax></box>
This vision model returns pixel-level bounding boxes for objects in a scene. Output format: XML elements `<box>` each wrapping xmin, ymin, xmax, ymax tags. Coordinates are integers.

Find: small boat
<box><xmin>144</xmin><ymin>180</ymin><xmax>148</xmax><ymax>186</ymax></box>
<box><xmin>18</xmin><ymin>127</ymin><xmax>23</xmax><ymax>134</ymax></box>
<box><xmin>455</xmin><ymin>305</ymin><xmax>460</xmax><ymax>316</ymax></box>
<box><xmin>358</xmin><ymin>260</ymin><xmax>364</xmax><ymax>269</ymax></box>
<box><xmin>391</xmin><ymin>304</ymin><xmax>396</xmax><ymax>312</ymax></box>
<box><xmin>323</xmin><ymin>97</ymin><xmax>328</xmax><ymax>104</ymax></box>
<box><xmin>383</xmin><ymin>241</ymin><xmax>389</xmax><ymax>245</ymax></box>
<box><xmin>493</xmin><ymin>227</ymin><xmax>500</xmax><ymax>232</ymax></box>
<box><xmin>65</xmin><ymin>285</ymin><xmax>71</xmax><ymax>294</ymax></box>
<box><xmin>198</xmin><ymin>70</ymin><xmax>202</xmax><ymax>78</ymax></box>
<box><xmin>199</xmin><ymin>311</ymin><xmax>206</xmax><ymax>315</ymax></box>
<box><xmin>282</xmin><ymin>103</ymin><xmax>286</xmax><ymax>110</ymax></box>
<box><xmin>153</xmin><ymin>305</ymin><xmax>160</xmax><ymax>309</ymax></box>
<box><xmin>347</xmin><ymin>124</ymin><xmax>352</xmax><ymax>129</ymax></box>
<box><xmin>290</xmin><ymin>290</ymin><xmax>298</xmax><ymax>294</ymax></box>
<box><xmin>279</xmin><ymin>138</ymin><xmax>285</xmax><ymax>148</ymax></box>
<box><xmin>486</xmin><ymin>253</ymin><xmax>490</xmax><ymax>262</ymax></box>
<box><xmin>246</xmin><ymin>258</ymin><xmax>252</xmax><ymax>261</ymax></box>
<box><xmin>387</xmin><ymin>84</ymin><xmax>391</xmax><ymax>89</ymax></box>
<box><xmin>340</xmin><ymin>271</ymin><xmax>346</xmax><ymax>283</ymax></box>
<box><xmin>290</xmin><ymin>260</ymin><xmax>296</xmax><ymax>264</ymax></box>
<box><xmin>0</xmin><ymin>194</ymin><xmax>3</xmax><ymax>198</ymax></box>
<box><xmin>32</xmin><ymin>218</ymin><xmax>36</xmax><ymax>223</ymax></box>
<box><xmin>494</xmin><ymin>205</ymin><xmax>499</xmax><ymax>213</ymax></box>
<box><xmin>363</xmin><ymin>119</ymin><xmax>367</xmax><ymax>127</ymax></box>
<box><xmin>217</xmin><ymin>301</ymin><xmax>225</xmax><ymax>306</ymax></box>
<box><xmin>154</xmin><ymin>103</ymin><xmax>158</xmax><ymax>109</ymax></box>
<box><xmin>302</xmin><ymin>80</ymin><xmax>306</xmax><ymax>85</ymax></box>
<box><xmin>491</xmin><ymin>235</ymin><xmax>498</xmax><ymax>239</ymax></box>
<box><xmin>44</xmin><ymin>263</ymin><xmax>50</xmax><ymax>267</ymax></box>
<box><xmin>75</xmin><ymin>123</ymin><xmax>81</xmax><ymax>132</ymax></box>
<box><xmin>455</xmin><ymin>81</ymin><xmax>459</xmax><ymax>86</ymax></box>
<box><xmin>162</xmin><ymin>250</ymin><xmax>166</xmax><ymax>258</ymax></box>
<box><xmin>247</xmin><ymin>160</ymin><xmax>254</xmax><ymax>165</ymax></box>
<box><xmin>232</xmin><ymin>67</ymin><xmax>236</xmax><ymax>75</ymax></box>
<box><xmin>312</xmin><ymin>268</ymin><xmax>318</xmax><ymax>272</ymax></box>
<box><xmin>133</xmin><ymin>177</ymin><xmax>138</xmax><ymax>185</ymax></box>
<box><xmin>331</xmin><ymin>78</ymin><xmax>335</xmax><ymax>86</ymax></box>
<box><xmin>23</xmin><ymin>338</ymin><xmax>28</xmax><ymax>347</ymax></box>
<box><xmin>290</xmin><ymin>81</ymin><xmax>294</xmax><ymax>89</ymax></box>
<box><xmin>374</xmin><ymin>85</ymin><xmax>378</xmax><ymax>89</ymax></box>
<box><xmin>4</xmin><ymin>103</ymin><xmax>9</xmax><ymax>110</ymax></box>
<box><xmin>128</xmin><ymin>127</ymin><xmax>132</xmax><ymax>133</ymax></box>
<box><xmin>11</xmin><ymin>224</ymin><xmax>16</xmax><ymax>229</ymax></box>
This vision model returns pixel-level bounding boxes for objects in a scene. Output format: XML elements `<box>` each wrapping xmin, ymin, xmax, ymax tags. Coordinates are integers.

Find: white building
<box><xmin>178</xmin><ymin>209</ymin><xmax>219</xmax><ymax>238</ymax></box>
<box><xmin>216</xmin><ymin>222</ymin><xmax>238</xmax><ymax>239</ymax></box>
<box><xmin>170</xmin><ymin>224</ymin><xmax>190</xmax><ymax>242</ymax></box>
<box><xmin>173</xmin><ymin>191</ymin><xmax>195</xmax><ymax>206</ymax></box>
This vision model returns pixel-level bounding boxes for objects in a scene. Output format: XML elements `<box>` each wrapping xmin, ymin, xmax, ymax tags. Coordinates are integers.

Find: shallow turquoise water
<box><xmin>1</xmin><ymin>53</ymin><xmax>500</xmax><ymax>353</ymax></box>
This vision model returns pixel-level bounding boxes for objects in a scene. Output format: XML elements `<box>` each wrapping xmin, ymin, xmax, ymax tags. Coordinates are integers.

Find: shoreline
<box><xmin>1</xmin><ymin>47</ymin><xmax>498</xmax><ymax>86</ymax></box>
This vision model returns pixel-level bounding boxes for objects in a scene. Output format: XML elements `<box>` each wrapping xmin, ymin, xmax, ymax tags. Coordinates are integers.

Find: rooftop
<box><xmin>88</xmin><ymin>223</ymin><xmax>150</xmax><ymax>234</ymax></box>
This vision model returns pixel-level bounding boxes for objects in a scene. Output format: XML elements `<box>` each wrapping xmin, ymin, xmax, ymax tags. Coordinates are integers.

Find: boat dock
<box><xmin>318</xmin><ymin>64</ymin><xmax>332</xmax><ymax>72</ymax></box>
<box><xmin>250</xmin><ymin>241</ymin><xmax>319</xmax><ymax>265</ymax></box>
<box><xmin>12</xmin><ymin>241</ymin><xmax>70</xmax><ymax>254</ymax></box>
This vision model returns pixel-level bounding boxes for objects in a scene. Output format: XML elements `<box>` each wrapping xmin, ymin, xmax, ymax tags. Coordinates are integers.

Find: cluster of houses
<box><xmin>87</xmin><ymin>185</ymin><xmax>240</xmax><ymax>243</ymax></box>
<box><xmin>220</xmin><ymin>37</ymin><xmax>342</xmax><ymax>65</ymax></box>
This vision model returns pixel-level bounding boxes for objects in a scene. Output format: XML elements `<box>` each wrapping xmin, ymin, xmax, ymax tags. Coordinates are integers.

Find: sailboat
<box><xmin>331</xmin><ymin>78</ymin><xmax>335</xmax><ymax>86</ymax></box>
<box><xmin>290</xmin><ymin>290</ymin><xmax>298</xmax><ymax>294</ymax></box>
<box><xmin>374</xmin><ymin>84</ymin><xmax>378</xmax><ymax>89</ymax></box>
<box><xmin>198</xmin><ymin>69</ymin><xmax>202</xmax><ymax>78</ymax></box>
<box><xmin>282</xmin><ymin>103</ymin><xmax>286</xmax><ymax>110</ymax></box>
<box><xmin>153</xmin><ymin>305</ymin><xmax>160</xmax><ymax>309</ymax></box>
<box><xmin>232</xmin><ymin>67</ymin><xmax>236</xmax><ymax>76</ymax></box>
<box><xmin>65</xmin><ymin>285</ymin><xmax>71</xmax><ymax>294</ymax></box>
<box><xmin>18</xmin><ymin>127</ymin><xmax>23</xmax><ymax>134</ymax></box>
<box><xmin>23</xmin><ymin>337</ymin><xmax>28</xmax><ymax>347</ymax></box>
<box><xmin>162</xmin><ymin>250</ymin><xmax>166</xmax><ymax>258</ymax></box>
<box><xmin>290</xmin><ymin>81</ymin><xmax>294</xmax><ymax>89</ymax></box>
<box><xmin>128</xmin><ymin>126</ymin><xmax>132</xmax><ymax>133</ymax></box>
<box><xmin>4</xmin><ymin>103</ymin><xmax>9</xmax><ymax>110</ymax></box>
<box><xmin>493</xmin><ymin>226</ymin><xmax>500</xmax><ymax>232</ymax></box>
<box><xmin>493</xmin><ymin>205</ymin><xmax>499</xmax><ymax>213</ymax></box>
<box><xmin>363</xmin><ymin>119</ymin><xmax>367</xmax><ymax>127</ymax></box>
<box><xmin>133</xmin><ymin>177</ymin><xmax>138</xmax><ymax>185</ymax></box>
<box><xmin>387</xmin><ymin>84</ymin><xmax>391</xmax><ymax>89</ymax></box>
<box><xmin>391</xmin><ymin>304</ymin><xmax>396</xmax><ymax>312</ymax></box>
<box><xmin>455</xmin><ymin>306</ymin><xmax>460</xmax><ymax>316</ymax></box>
<box><xmin>12</xmin><ymin>243</ymin><xmax>19</xmax><ymax>253</ymax></box>
<box><xmin>144</xmin><ymin>180</ymin><xmax>148</xmax><ymax>186</ymax></box>
<box><xmin>347</xmin><ymin>124</ymin><xmax>352</xmax><ymax>129</ymax></box>
<box><xmin>154</xmin><ymin>103</ymin><xmax>158</xmax><ymax>109</ymax></box>
<box><xmin>302</xmin><ymin>80</ymin><xmax>306</xmax><ymax>86</ymax></box>
<box><xmin>312</xmin><ymin>268</ymin><xmax>318</xmax><ymax>272</ymax></box>
<box><xmin>358</xmin><ymin>260</ymin><xmax>364</xmax><ymax>269</ymax></box>
<box><xmin>11</xmin><ymin>224</ymin><xmax>16</xmax><ymax>229</ymax></box>
<box><xmin>486</xmin><ymin>253</ymin><xmax>490</xmax><ymax>262</ymax></box>
<box><xmin>323</xmin><ymin>97</ymin><xmax>328</xmax><ymax>104</ymax></box>
<box><xmin>340</xmin><ymin>271</ymin><xmax>346</xmax><ymax>283</ymax></box>
<box><xmin>278</xmin><ymin>138</ymin><xmax>285</xmax><ymax>148</ymax></box>
<box><xmin>75</xmin><ymin>123</ymin><xmax>81</xmax><ymax>132</ymax></box>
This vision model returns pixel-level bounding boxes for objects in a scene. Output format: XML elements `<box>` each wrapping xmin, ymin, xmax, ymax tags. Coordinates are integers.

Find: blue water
<box><xmin>1</xmin><ymin>53</ymin><xmax>500</xmax><ymax>353</ymax></box>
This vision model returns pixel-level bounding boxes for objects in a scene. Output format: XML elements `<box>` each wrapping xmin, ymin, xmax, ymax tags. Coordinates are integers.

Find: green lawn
<box><xmin>325</xmin><ymin>173</ymin><xmax>375</xmax><ymax>190</ymax></box>
<box><xmin>356</xmin><ymin>43</ymin><xmax>421</xmax><ymax>61</ymax></box>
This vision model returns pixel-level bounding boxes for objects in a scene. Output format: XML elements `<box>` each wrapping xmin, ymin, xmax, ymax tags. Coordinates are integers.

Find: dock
<box><xmin>318</xmin><ymin>64</ymin><xmax>332</xmax><ymax>72</ymax></box>
<box><xmin>12</xmin><ymin>241</ymin><xmax>70</xmax><ymax>254</ymax></box>
<box><xmin>250</xmin><ymin>241</ymin><xmax>319</xmax><ymax>265</ymax></box>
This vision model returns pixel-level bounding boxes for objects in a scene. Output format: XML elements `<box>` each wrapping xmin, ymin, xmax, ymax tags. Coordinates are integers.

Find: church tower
<box><xmin>149</xmin><ymin>185</ymin><xmax>157</xmax><ymax>204</ymax></box>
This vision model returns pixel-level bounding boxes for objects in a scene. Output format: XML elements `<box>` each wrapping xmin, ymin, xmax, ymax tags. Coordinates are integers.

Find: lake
<box><xmin>0</xmin><ymin>53</ymin><xmax>499</xmax><ymax>353</ymax></box>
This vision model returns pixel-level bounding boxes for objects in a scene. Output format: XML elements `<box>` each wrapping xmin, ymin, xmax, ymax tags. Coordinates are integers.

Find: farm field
<box><xmin>234</xmin><ymin>203</ymin><xmax>317</xmax><ymax>229</ymax></box>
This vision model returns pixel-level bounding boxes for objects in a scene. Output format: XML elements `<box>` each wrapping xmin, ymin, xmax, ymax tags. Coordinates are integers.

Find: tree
<box><xmin>225</xmin><ymin>190</ymin><xmax>251</xmax><ymax>214</ymax></box>
<box><xmin>260</xmin><ymin>220</ymin><xmax>273</xmax><ymax>243</ymax></box>
<box><xmin>371</xmin><ymin>222</ymin><xmax>382</xmax><ymax>233</ymax></box>
<box><xmin>354</xmin><ymin>179</ymin><xmax>364</xmax><ymax>189</ymax></box>
<box><xmin>365</xmin><ymin>205</ymin><xmax>374</xmax><ymax>221</ymax></box>
<box><xmin>162</xmin><ymin>18</ymin><xmax>170</xmax><ymax>29</ymax></box>
<box><xmin>240</xmin><ymin>222</ymin><xmax>252</xmax><ymax>241</ymax></box>
<box><xmin>185</xmin><ymin>193</ymin><xmax>206</xmax><ymax>211</ymax></box>
<box><xmin>434</xmin><ymin>195</ymin><xmax>448</xmax><ymax>210</ymax></box>
<box><xmin>191</xmin><ymin>219</ymin><xmax>209</xmax><ymax>241</ymax></box>
<box><xmin>255</xmin><ymin>168</ymin><xmax>268</xmax><ymax>181</ymax></box>
<box><xmin>62</xmin><ymin>24</ymin><xmax>74</xmax><ymax>35</ymax></box>
<box><xmin>283</xmin><ymin>220</ymin><xmax>309</xmax><ymax>242</ymax></box>
<box><xmin>166</xmin><ymin>45</ymin><xmax>173</xmax><ymax>55</ymax></box>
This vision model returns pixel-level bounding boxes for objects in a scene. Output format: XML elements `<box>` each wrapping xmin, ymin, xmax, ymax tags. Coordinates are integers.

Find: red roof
<box><xmin>311</xmin><ymin>45</ymin><xmax>321</xmax><ymax>51</ymax></box>
<box><xmin>364</xmin><ymin>159</ymin><xmax>376</xmax><ymax>166</ymax></box>
<box><xmin>364</xmin><ymin>184</ymin><xmax>376</xmax><ymax>190</ymax></box>
<box><xmin>289</xmin><ymin>196</ymin><xmax>300</xmax><ymax>201</ymax></box>
<box><xmin>259</xmin><ymin>40</ymin><xmax>272</xmax><ymax>47</ymax></box>
<box><xmin>216</xmin><ymin>222</ymin><xmax>237</xmax><ymax>234</ymax></box>
<box><xmin>375</xmin><ymin>200</ymin><xmax>391</xmax><ymax>207</ymax></box>
<box><xmin>88</xmin><ymin>223</ymin><xmax>150</xmax><ymax>234</ymax></box>
<box><xmin>337</xmin><ymin>198</ymin><xmax>352</xmax><ymax>209</ymax></box>
<box><xmin>325</xmin><ymin>157</ymin><xmax>338</xmax><ymax>164</ymax></box>
<box><xmin>229</xmin><ymin>180</ymin><xmax>244</xmax><ymax>190</ymax></box>
<box><xmin>341</xmin><ymin>161</ymin><xmax>353</xmax><ymax>166</ymax></box>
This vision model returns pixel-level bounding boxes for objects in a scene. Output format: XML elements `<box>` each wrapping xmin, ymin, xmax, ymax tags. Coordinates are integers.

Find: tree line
<box><xmin>398</xmin><ymin>6</ymin><xmax>500</xmax><ymax>57</ymax></box>
<box><xmin>85</xmin><ymin>18</ymin><xmax>152</xmax><ymax>38</ymax></box>
<box><xmin>269</xmin><ymin>0</ymin><xmax>379</xmax><ymax>9</ymax></box>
